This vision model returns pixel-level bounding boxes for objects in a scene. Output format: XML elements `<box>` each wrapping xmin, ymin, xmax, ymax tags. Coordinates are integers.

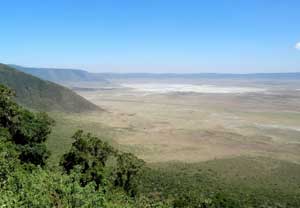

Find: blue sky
<box><xmin>1</xmin><ymin>0</ymin><xmax>300</xmax><ymax>73</ymax></box>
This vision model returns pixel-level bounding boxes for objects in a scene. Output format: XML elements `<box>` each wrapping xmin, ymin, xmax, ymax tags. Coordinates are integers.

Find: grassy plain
<box><xmin>64</xmin><ymin>79</ymin><xmax>300</xmax><ymax>164</ymax></box>
<box><xmin>45</xmin><ymin>78</ymin><xmax>300</xmax><ymax>206</ymax></box>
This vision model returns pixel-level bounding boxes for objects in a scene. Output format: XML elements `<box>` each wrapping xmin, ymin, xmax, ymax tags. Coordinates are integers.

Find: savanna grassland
<box><xmin>65</xmin><ymin>78</ymin><xmax>300</xmax><ymax>164</ymax></box>
<box><xmin>43</xmin><ymin>77</ymin><xmax>300</xmax><ymax>207</ymax></box>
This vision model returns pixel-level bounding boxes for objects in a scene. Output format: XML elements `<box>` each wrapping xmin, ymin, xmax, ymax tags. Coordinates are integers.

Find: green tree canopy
<box><xmin>60</xmin><ymin>130</ymin><xmax>116</xmax><ymax>188</ymax></box>
<box><xmin>0</xmin><ymin>84</ymin><xmax>54</xmax><ymax>166</ymax></box>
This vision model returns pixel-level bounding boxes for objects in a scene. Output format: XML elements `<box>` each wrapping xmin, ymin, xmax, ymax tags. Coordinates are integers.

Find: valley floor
<box><xmin>45</xmin><ymin>79</ymin><xmax>300</xmax><ymax>206</ymax></box>
<box><xmin>70</xmin><ymin>82</ymin><xmax>300</xmax><ymax>164</ymax></box>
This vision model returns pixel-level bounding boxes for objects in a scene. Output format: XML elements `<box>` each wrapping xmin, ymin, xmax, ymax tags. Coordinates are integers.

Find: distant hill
<box><xmin>99</xmin><ymin>72</ymin><xmax>300</xmax><ymax>79</ymax></box>
<box><xmin>10</xmin><ymin>65</ymin><xmax>109</xmax><ymax>84</ymax></box>
<box><xmin>0</xmin><ymin>64</ymin><xmax>100</xmax><ymax>112</ymax></box>
<box><xmin>10</xmin><ymin>65</ymin><xmax>300</xmax><ymax>83</ymax></box>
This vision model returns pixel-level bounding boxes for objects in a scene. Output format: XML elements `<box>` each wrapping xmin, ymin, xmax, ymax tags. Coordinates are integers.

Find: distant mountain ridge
<box><xmin>10</xmin><ymin>65</ymin><xmax>109</xmax><ymax>84</ymax></box>
<box><xmin>99</xmin><ymin>72</ymin><xmax>300</xmax><ymax>79</ymax></box>
<box><xmin>10</xmin><ymin>65</ymin><xmax>300</xmax><ymax>82</ymax></box>
<box><xmin>0</xmin><ymin>64</ymin><xmax>100</xmax><ymax>112</ymax></box>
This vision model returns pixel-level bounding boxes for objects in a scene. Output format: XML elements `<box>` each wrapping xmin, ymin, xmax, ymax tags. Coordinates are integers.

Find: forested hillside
<box><xmin>11</xmin><ymin>64</ymin><xmax>109</xmax><ymax>84</ymax></box>
<box><xmin>0</xmin><ymin>64</ymin><xmax>99</xmax><ymax>112</ymax></box>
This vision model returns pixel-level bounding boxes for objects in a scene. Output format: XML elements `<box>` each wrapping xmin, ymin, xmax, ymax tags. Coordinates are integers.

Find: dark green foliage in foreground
<box><xmin>0</xmin><ymin>129</ymin><xmax>109</xmax><ymax>207</ymax></box>
<box><xmin>0</xmin><ymin>165</ymin><xmax>106</xmax><ymax>207</ymax></box>
<box><xmin>113</xmin><ymin>152</ymin><xmax>145</xmax><ymax>196</ymax></box>
<box><xmin>0</xmin><ymin>84</ymin><xmax>53</xmax><ymax>166</ymax></box>
<box><xmin>0</xmin><ymin>63</ymin><xmax>99</xmax><ymax>112</ymax></box>
<box><xmin>0</xmin><ymin>102</ymin><xmax>106</xmax><ymax>207</ymax></box>
<box><xmin>0</xmin><ymin>128</ymin><xmax>19</xmax><ymax>185</ymax></box>
<box><xmin>61</xmin><ymin>130</ymin><xmax>116</xmax><ymax>188</ymax></box>
<box><xmin>0</xmin><ymin>84</ymin><xmax>147</xmax><ymax>207</ymax></box>
<box><xmin>60</xmin><ymin>130</ymin><xmax>145</xmax><ymax>196</ymax></box>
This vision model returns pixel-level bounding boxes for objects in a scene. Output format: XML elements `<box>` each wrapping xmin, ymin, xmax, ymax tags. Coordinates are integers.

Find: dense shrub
<box><xmin>0</xmin><ymin>166</ymin><xmax>106</xmax><ymax>207</ymax></box>
<box><xmin>113</xmin><ymin>152</ymin><xmax>145</xmax><ymax>196</ymax></box>
<box><xmin>0</xmin><ymin>84</ymin><xmax>54</xmax><ymax>166</ymax></box>
<box><xmin>60</xmin><ymin>130</ymin><xmax>145</xmax><ymax>196</ymax></box>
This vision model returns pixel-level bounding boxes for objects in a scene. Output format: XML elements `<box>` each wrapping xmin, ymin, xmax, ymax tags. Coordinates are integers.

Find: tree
<box><xmin>0</xmin><ymin>128</ymin><xmax>19</xmax><ymax>186</ymax></box>
<box><xmin>114</xmin><ymin>152</ymin><xmax>145</xmax><ymax>196</ymax></box>
<box><xmin>0</xmin><ymin>84</ymin><xmax>54</xmax><ymax>166</ymax></box>
<box><xmin>0</xmin><ymin>84</ymin><xmax>19</xmax><ymax>129</ymax></box>
<box><xmin>61</xmin><ymin>130</ymin><xmax>145</xmax><ymax>196</ymax></box>
<box><xmin>60</xmin><ymin>130</ymin><xmax>116</xmax><ymax>188</ymax></box>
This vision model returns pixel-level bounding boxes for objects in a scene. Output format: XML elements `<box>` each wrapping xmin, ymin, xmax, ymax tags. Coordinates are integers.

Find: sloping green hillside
<box><xmin>10</xmin><ymin>64</ymin><xmax>109</xmax><ymax>84</ymax></box>
<box><xmin>0</xmin><ymin>63</ymin><xmax>99</xmax><ymax>112</ymax></box>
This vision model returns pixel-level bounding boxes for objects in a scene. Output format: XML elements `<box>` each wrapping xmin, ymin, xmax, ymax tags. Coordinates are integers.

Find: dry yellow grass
<box><xmin>71</xmin><ymin>86</ymin><xmax>300</xmax><ymax>163</ymax></box>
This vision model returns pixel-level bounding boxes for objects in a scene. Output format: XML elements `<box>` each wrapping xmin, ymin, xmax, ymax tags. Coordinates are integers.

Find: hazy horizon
<box><xmin>6</xmin><ymin>63</ymin><xmax>300</xmax><ymax>75</ymax></box>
